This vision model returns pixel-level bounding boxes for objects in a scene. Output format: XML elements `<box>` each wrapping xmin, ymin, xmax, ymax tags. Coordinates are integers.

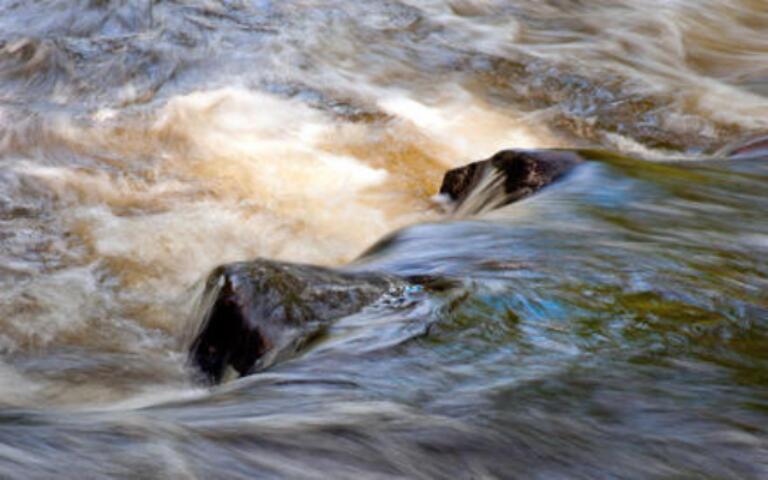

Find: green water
<box><xmin>0</xmin><ymin>1</ymin><xmax>767</xmax><ymax>478</ymax></box>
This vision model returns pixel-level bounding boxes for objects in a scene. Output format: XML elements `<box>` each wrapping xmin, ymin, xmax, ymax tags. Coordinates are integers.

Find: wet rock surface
<box><xmin>440</xmin><ymin>149</ymin><xmax>584</xmax><ymax>214</ymax></box>
<box><xmin>189</xmin><ymin>259</ymin><xmax>410</xmax><ymax>384</ymax></box>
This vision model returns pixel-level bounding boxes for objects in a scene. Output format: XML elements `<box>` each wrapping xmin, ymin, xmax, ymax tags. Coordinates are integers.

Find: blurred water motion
<box><xmin>0</xmin><ymin>1</ymin><xmax>767</xmax><ymax>478</ymax></box>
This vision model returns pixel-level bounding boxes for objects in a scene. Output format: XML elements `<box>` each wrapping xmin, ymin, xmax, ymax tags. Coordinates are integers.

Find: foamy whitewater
<box><xmin>0</xmin><ymin>1</ymin><xmax>767</xmax><ymax>478</ymax></box>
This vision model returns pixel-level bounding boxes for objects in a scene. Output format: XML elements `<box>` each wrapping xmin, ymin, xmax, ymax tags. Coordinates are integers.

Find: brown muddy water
<box><xmin>0</xmin><ymin>1</ymin><xmax>767</xmax><ymax>478</ymax></box>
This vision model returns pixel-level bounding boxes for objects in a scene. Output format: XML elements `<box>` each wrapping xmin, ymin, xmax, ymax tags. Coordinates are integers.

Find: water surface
<box><xmin>0</xmin><ymin>1</ymin><xmax>767</xmax><ymax>478</ymax></box>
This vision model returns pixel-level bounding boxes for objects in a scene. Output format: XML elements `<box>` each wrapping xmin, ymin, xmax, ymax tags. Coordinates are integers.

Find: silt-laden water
<box><xmin>0</xmin><ymin>1</ymin><xmax>767</xmax><ymax>478</ymax></box>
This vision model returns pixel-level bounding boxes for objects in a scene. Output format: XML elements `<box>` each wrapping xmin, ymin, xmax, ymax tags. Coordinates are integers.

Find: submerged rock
<box><xmin>188</xmin><ymin>259</ymin><xmax>408</xmax><ymax>384</ymax></box>
<box><xmin>440</xmin><ymin>149</ymin><xmax>584</xmax><ymax>214</ymax></box>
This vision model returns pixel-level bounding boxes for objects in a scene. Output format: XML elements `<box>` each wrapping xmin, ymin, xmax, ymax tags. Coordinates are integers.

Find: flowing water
<box><xmin>1</xmin><ymin>0</ymin><xmax>767</xmax><ymax>478</ymax></box>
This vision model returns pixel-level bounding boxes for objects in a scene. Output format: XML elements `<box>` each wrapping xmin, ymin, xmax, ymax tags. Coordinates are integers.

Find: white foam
<box><xmin>378</xmin><ymin>88</ymin><xmax>551</xmax><ymax>165</ymax></box>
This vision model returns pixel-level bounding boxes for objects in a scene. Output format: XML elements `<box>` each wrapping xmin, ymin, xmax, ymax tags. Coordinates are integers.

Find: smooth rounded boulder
<box><xmin>188</xmin><ymin>259</ymin><xmax>409</xmax><ymax>384</ymax></box>
<box><xmin>440</xmin><ymin>149</ymin><xmax>584</xmax><ymax>214</ymax></box>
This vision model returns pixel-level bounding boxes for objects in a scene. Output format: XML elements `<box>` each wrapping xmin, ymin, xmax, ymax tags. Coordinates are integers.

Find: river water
<box><xmin>1</xmin><ymin>1</ymin><xmax>767</xmax><ymax>478</ymax></box>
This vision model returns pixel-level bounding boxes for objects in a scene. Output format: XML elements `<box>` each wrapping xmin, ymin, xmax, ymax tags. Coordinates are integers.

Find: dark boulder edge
<box><xmin>187</xmin><ymin>259</ymin><xmax>458</xmax><ymax>384</ymax></box>
<box><xmin>188</xmin><ymin>259</ymin><xmax>409</xmax><ymax>384</ymax></box>
<box><xmin>439</xmin><ymin>149</ymin><xmax>585</xmax><ymax>214</ymax></box>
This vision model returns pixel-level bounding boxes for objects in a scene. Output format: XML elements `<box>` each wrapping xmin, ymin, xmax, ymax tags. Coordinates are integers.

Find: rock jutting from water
<box><xmin>440</xmin><ymin>149</ymin><xmax>585</xmax><ymax>214</ymax></box>
<box><xmin>188</xmin><ymin>259</ymin><xmax>412</xmax><ymax>384</ymax></box>
<box><xmin>188</xmin><ymin>149</ymin><xmax>585</xmax><ymax>384</ymax></box>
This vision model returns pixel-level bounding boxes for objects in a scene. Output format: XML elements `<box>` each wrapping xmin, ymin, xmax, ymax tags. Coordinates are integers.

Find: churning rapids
<box><xmin>1</xmin><ymin>1</ymin><xmax>768</xmax><ymax>478</ymax></box>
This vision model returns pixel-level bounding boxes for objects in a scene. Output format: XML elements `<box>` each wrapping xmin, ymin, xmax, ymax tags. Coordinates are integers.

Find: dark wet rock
<box><xmin>188</xmin><ymin>259</ymin><xmax>411</xmax><ymax>384</ymax></box>
<box><xmin>439</xmin><ymin>149</ymin><xmax>584</xmax><ymax>213</ymax></box>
